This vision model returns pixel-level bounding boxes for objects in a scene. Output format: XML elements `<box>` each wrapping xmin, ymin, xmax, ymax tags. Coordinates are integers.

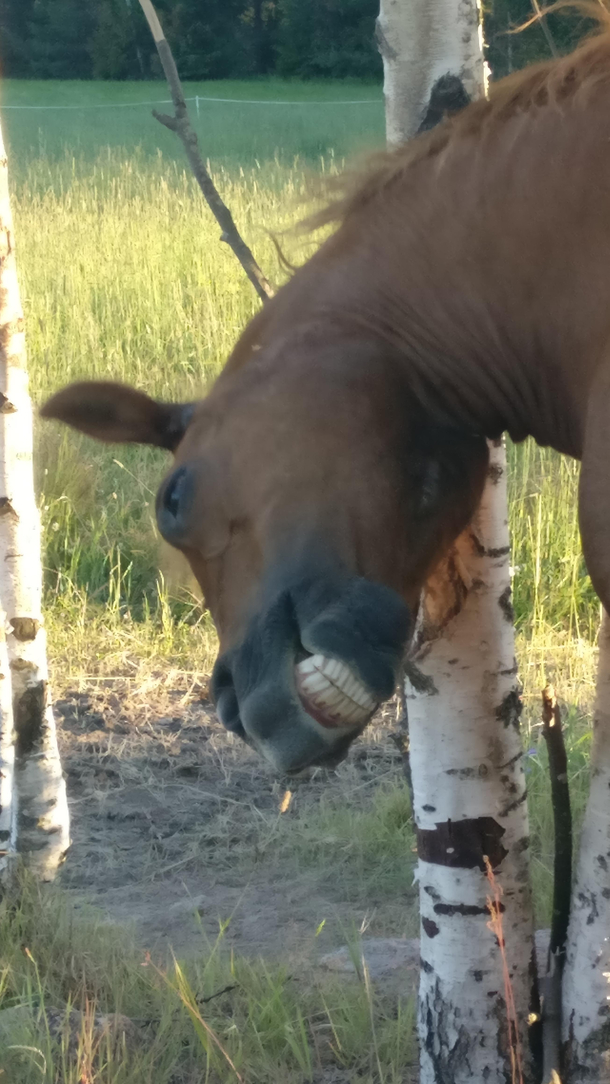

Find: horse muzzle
<box><xmin>211</xmin><ymin>575</ymin><xmax>409</xmax><ymax>773</ymax></box>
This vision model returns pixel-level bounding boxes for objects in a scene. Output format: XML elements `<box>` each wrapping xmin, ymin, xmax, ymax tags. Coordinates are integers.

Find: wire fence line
<box><xmin>0</xmin><ymin>95</ymin><xmax>381</xmax><ymax>111</ymax></box>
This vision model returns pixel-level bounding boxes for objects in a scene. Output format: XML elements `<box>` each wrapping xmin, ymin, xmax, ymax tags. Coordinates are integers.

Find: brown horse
<box><xmin>43</xmin><ymin>17</ymin><xmax>610</xmax><ymax>772</ymax></box>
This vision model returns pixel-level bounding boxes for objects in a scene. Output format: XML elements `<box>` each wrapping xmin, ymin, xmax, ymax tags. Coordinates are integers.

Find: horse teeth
<box><xmin>315</xmin><ymin>686</ymin><xmax>346</xmax><ymax>710</ymax></box>
<box><xmin>299</xmin><ymin>672</ymin><xmax>329</xmax><ymax>695</ymax></box>
<box><xmin>343</xmin><ymin>702</ymin><xmax>368</xmax><ymax>723</ymax></box>
<box><xmin>322</xmin><ymin>658</ymin><xmax>341</xmax><ymax>680</ymax></box>
<box><xmin>295</xmin><ymin>653</ymin><xmax>378</xmax><ymax>726</ymax></box>
<box><xmin>297</xmin><ymin>656</ymin><xmax>317</xmax><ymax>676</ymax></box>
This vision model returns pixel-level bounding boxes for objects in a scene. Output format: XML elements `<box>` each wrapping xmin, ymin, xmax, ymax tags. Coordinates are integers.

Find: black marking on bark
<box><xmin>14</xmin><ymin>680</ymin><xmax>46</xmax><ymax>757</ymax></box>
<box><xmin>0</xmin><ymin>829</ymin><xmax>9</xmax><ymax>842</ymax></box>
<box><xmin>445</xmin><ymin>762</ymin><xmax>488</xmax><ymax>779</ymax></box>
<box><xmin>0</xmin><ymin>496</ymin><xmax>17</xmax><ymax>518</ymax></box>
<box><xmin>10</xmin><ymin>657</ymin><xmax>37</xmax><ymax>674</ymax></box>
<box><xmin>0</xmin><ymin>393</ymin><xmax>16</xmax><ymax>414</ymax></box>
<box><xmin>596</xmin><ymin>854</ymin><xmax>608</xmax><ymax>872</ymax></box>
<box><xmin>498</xmin><ymin>586</ymin><xmax>516</xmax><ymax>623</ymax></box>
<box><xmin>420</xmin><ymin>957</ymin><xmax>434</xmax><ymax>973</ymax></box>
<box><xmin>10</xmin><ymin>617</ymin><xmax>41</xmax><ymax>642</ymax></box>
<box><xmin>0</xmin><ymin>317</ymin><xmax>23</xmax><ymax>345</ymax></box>
<box><xmin>473</xmin><ymin>969</ymin><xmax>484</xmax><ymax>982</ymax></box>
<box><xmin>496</xmin><ymin>689</ymin><xmax>523</xmax><ymax>731</ymax></box>
<box><xmin>499</xmin><ymin>790</ymin><xmax>527</xmax><ymax>817</ymax></box>
<box><xmin>434</xmin><ymin>901</ymin><xmax>505</xmax><ymax>918</ymax></box>
<box><xmin>448</xmin><ymin>657</ymin><xmax>459</xmax><ymax>665</ymax></box>
<box><xmin>422</xmin><ymin>916</ymin><xmax>440</xmax><ymax>938</ymax></box>
<box><xmin>417</xmin><ymin>74</ymin><xmax>470</xmax><ymax>133</ymax></box>
<box><xmin>602</xmin><ymin>888</ymin><xmax>610</xmax><ymax>900</ymax></box>
<box><xmin>424</xmin><ymin>884</ymin><xmax>441</xmax><ymax>901</ymax></box>
<box><xmin>500</xmin><ymin>776</ymin><xmax>519</xmax><ymax>795</ymax></box>
<box><xmin>469</xmin><ymin>533</ymin><xmax>510</xmax><ymax>560</ymax></box>
<box><xmin>403</xmin><ymin>659</ymin><xmax>438</xmax><ymax>695</ymax></box>
<box><xmin>487</xmin><ymin>461</ymin><xmax>504</xmax><ymax>483</ymax></box>
<box><xmin>563</xmin><ymin>1009</ymin><xmax>610</xmax><ymax>1081</ymax></box>
<box><xmin>499</xmin><ymin>663</ymin><xmax>519</xmax><ymax>678</ymax></box>
<box><xmin>578</xmin><ymin>889</ymin><xmax>599</xmax><ymax>926</ymax></box>
<box><xmin>417</xmin><ymin>816</ymin><xmax>508</xmax><ymax>871</ymax></box>
<box><xmin>514</xmin><ymin>835</ymin><xmax>531</xmax><ymax>854</ymax></box>
<box><xmin>500</xmin><ymin>750</ymin><xmax>523</xmax><ymax>771</ymax></box>
<box><xmin>422</xmin><ymin>803</ymin><xmax>437</xmax><ymax>812</ymax></box>
<box><xmin>374</xmin><ymin>21</ymin><xmax>398</xmax><ymax>62</ymax></box>
<box><xmin>423</xmin><ymin>976</ymin><xmax>476</xmax><ymax>1082</ymax></box>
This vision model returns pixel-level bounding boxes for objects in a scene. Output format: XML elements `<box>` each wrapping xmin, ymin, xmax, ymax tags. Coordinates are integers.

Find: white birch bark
<box><xmin>407</xmin><ymin>442</ymin><xmax>537</xmax><ymax>1083</ymax></box>
<box><xmin>376</xmin><ymin>3</ymin><xmax>537</xmax><ymax>1079</ymax></box>
<box><xmin>0</xmin><ymin>618</ymin><xmax>16</xmax><ymax>881</ymax></box>
<box><xmin>376</xmin><ymin>0</ymin><xmax>487</xmax><ymax>143</ymax></box>
<box><xmin>0</xmin><ymin>119</ymin><xmax>70</xmax><ymax>880</ymax></box>
<box><xmin>562</xmin><ymin>610</ymin><xmax>610</xmax><ymax>1082</ymax></box>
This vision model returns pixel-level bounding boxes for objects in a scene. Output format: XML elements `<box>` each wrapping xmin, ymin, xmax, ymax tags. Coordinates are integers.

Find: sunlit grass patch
<box><xmin>0</xmin><ymin>872</ymin><xmax>417</xmax><ymax>1084</ymax></box>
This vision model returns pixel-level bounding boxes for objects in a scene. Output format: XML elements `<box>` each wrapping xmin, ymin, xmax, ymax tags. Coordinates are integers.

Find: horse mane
<box><xmin>306</xmin><ymin>1</ymin><xmax>610</xmax><ymax>232</ymax></box>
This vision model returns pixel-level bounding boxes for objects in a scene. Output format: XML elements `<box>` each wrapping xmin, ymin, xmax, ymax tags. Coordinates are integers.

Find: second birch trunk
<box><xmin>407</xmin><ymin>442</ymin><xmax>538</xmax><ymax>1083</ymax></box>
<box><xmin>562</xmin><ymin>610</ymin><xmax>610</xmax><ymax>1082</ymax></box>
<box><xmin>376</xmin><ymin>0</ymin><xmax>486</xmax><ymax>144</ymax></box>
<box><xmin>0</xmin><ymin>119</ymin><xmax>70</xmax><ymax>881</ymax></box>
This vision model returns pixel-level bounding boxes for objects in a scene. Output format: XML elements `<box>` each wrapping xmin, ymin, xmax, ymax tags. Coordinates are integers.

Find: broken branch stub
<box><xmin>138</xmin><ymin>0</ymin><xmax>274</xmax><ymax>304</ymax></box>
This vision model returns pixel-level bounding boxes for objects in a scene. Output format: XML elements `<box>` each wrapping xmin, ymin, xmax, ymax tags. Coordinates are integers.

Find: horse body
<box><xmin>42</xmin><ymin>23</ymin><xmax>610</xmax><ymax>771</ymax></box>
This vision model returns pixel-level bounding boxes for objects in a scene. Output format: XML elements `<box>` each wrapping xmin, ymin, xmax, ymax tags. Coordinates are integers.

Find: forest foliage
<box><xmin>0</xmin><ymin>0</ymin><xmax>595</xmax><ymax>83</ymax></box>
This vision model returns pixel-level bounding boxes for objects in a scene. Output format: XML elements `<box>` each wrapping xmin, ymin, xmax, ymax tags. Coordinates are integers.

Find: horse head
<box><xmin>42</xmin><ymin>321</ymin><xmax>487</xmax><ymax>773</ymax></box>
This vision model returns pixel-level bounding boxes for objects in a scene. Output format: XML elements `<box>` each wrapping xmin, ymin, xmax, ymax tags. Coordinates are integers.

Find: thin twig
<box><xmin>138</xmin><ymin>0</ymin><xmax>274</xmax><ymax>303</ymax></box>
<box><xmin>540</xmin><ymin>683</ymin><xmax>572</xmax><ymax>1084</ymax></box>
<box><xmin>485</xmin><ymin>858</ymin><xmax>525</xmax><ymax>1084</ymax></box>
<box><xmin>530</xmin><ymin>0</ymin><xmax>559</xmax><ymax>58</ymax></box>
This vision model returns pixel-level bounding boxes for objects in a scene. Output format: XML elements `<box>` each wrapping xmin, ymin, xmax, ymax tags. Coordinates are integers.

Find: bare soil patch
<box><xmin>55</xmin><ymin>680</ymin><xmax>418</xmax><ymax>977</ymax></box>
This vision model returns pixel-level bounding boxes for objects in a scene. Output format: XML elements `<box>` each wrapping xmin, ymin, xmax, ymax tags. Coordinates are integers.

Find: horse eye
<box><xmin>157</xmin><ymin>466</ymin><xmax>194</xmax><ymax>543</ymax></box>
<box><xmin>163</xmin><ymin>467</ymin><xmax>187</xmax><ymax>519</ymax></box>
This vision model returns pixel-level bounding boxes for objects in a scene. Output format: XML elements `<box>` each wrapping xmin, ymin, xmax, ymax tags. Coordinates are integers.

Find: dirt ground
<box><xmin>55</xmin><ymin>679</ymin><xmax>418</xmax><ymax>981</ymax></box>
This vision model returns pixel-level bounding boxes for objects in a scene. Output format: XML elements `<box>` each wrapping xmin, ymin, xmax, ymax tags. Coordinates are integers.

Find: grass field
<box><xmin>0</xmin><ymin>78</ymin><xmax>600</xmax><ymax>1083</ymax></box>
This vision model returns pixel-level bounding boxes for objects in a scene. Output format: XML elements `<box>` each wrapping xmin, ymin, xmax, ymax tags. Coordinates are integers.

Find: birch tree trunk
<box><xmin>407</xmin><ymin>442</ymin><xmax>538</xmax><ymax>1083</ymax></box>
<box><xmin>376</xmin><ymin>3</ymin><xmax>538</xmax><ymax>1079</ymax></box>
<box><xmin>0</xmin><ymin>119</ymin><xmax>70</xmax><ymax>881</ymax></box>
<box><xmin>376</xmin><ymin>0</ymin><xmax>486</xmax><ymax>144</ymax></box>
<box><xmin>562</xmin><ymin>610</ymin><xmax>610</xmax><ymax>1082</ymax></box>
<box><xmin>0</xmin><ymin>621</ymin><xmax>16</xmax><ymax>880</ymax></box>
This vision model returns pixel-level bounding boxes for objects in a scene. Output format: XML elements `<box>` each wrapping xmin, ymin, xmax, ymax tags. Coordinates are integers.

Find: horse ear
<box><xmin>40</xmin><ymin>381</ymin><xmax>196</xmax><ymax>452</ymax></box>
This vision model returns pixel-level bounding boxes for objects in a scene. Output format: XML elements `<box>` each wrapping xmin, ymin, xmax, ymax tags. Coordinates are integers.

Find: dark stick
<box><xmin>138</xmin><ymin>0</ymin><xmax>274</xmax><ymax>303</ymax></box>
<box><xmin>540</xmin><ymin>682</ymin><xmax>572</xmax><ymax>1083</ymax></box>
<box><xmin>542</xmin><ymin>683</ymin><xmax>572</xmax><ymax>962</ymax></box>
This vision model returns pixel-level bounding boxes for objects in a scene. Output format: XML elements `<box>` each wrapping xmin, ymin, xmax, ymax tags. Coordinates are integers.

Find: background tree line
<box><xmin>0</xmin><ymin>0</ymin><xmax>592</xmax><ymax>82</ymax></box>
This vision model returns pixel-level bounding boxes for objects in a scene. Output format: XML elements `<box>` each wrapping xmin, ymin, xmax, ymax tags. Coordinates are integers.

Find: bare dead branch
<box><xmin>138</xmin><ymin>0</ymin><xmax>274</xmax><ymax>303</ymax></box>
<box><xmin>540</xmin><ymin>682</ymin><xmax>572</xmax><ymax>1083</ymax></box>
